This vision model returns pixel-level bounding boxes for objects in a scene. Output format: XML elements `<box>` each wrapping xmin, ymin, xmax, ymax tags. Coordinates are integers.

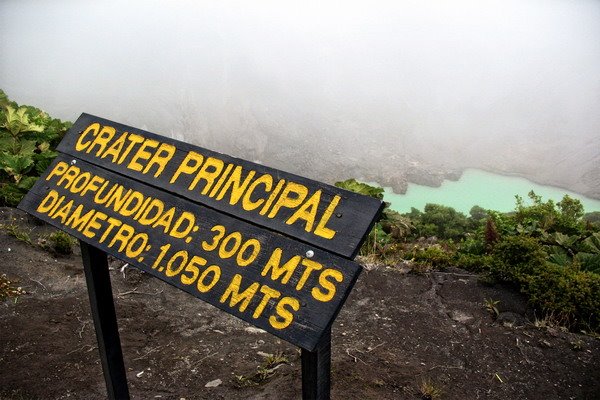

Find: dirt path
<box><xmin>1</xmin><ymin>208</ymin><xmax>598</xmax><ymax>399</ymax></box>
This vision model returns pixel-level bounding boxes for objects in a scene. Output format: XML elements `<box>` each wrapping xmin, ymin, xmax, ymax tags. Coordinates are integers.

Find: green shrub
<box><xmin>459</xmin><ymin>236</ymin><xmax>486</xmax><ymax>256</ymax></box>
<box><xmin>359</xmin><ymin>222</ymin><xmax>393</xmax><ymax>256</ymax></box>
<box><xmin>489</xmin><ymin>235</ymin><xmax>546</xmax><ymax>284</ymax></box>
<box><xmin>514</xmin><ymin>191</ymin><xmax>585</xmax><ymax>236</ymax></box>
<box><xmin>405</xmin><ymin>245</ymin><xmax>453</xmax><ymax>269</ymax></box>
<box><xmin>453</xmin><ymin>253</ymin><xmax>493</xmax><ymax>273</ymax></box>
<box><xmin>47</xmin><ymin>231</ymin><xmax>76</xmax><ymax>254</ymax></box>
<box><xmin>0</xmin><ymin>90</ymin><xmax>72</xmax><ymax>206</ymax></box>
<box><xmin>525</xmin><ymin>264</ymin><xmax>600</xmax><ymax>331</ymax></box>
<box><xmin>405</xmin><ymin>203</ymin><xmax>469</xmax><ymax>241</ymax></box>
<box><xmin>334</xmin><ymin>178</ymin><xmax>384</xmax><ymax>199</ymax></box>
<box><xmin>469</xmin><ymin>205</ymin><xmax>488</xmax><ymax>223</ymax></box>
<box><xmin>379</xmin><ymin>208</ymin><xmax>413</xmax><ymax>240</ymax></box>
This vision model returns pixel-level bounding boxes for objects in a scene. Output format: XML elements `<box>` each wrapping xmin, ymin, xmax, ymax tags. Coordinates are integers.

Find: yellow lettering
<box><xmin>137</xmin><ymin>198</ymin><xmax>164</xmax><ymax>225</ymax></box>
<box><xmin>98</xmin><ymin>217</ymin><xmax>123</xmax><ymax>243</ymax></box>
<box><xmin>295</xmin><ymin>259</ymin><xmax>323</xmax><ymax>291</ymax></box>
<box><xmin>93</xmin><ymin>182</ymin><xmax>117</xmax><ymax>204</ymax></box>
<box><xmin>252</xmin><ymin>285</ymin><xmax>281</xmax><ymax>319</ymax></box>
<box><xmin>119</xmin><ymin>191</ymin><xmax>145</xmax><ymax>217</ymax></box>
<box><xmin>100</xmin><ymin>132</ymin><xmax>127</xmax><ymax>163</ymax></box>
<box><xmin>57</xmin><ymin>166</ymin><xmax>81</xmax><ymax>189</ymax></box>
<box><xmin>266</xmin><ymin>182</ymin><xmax>308</xmax><ymax>219</ymax></box>
<box><xmin>48</xmin><ymin>195</ymin><xmax>66</xmax><ymax>216</ymax></box>
<box><xmin>169</xmin><ymin>211</ymin><xmax>195</xmax><ymax>238</ymax></box>
<box><xmin>218</xmin><ymin>231</ymin><xmax>242</xmax><ymax>259</ymax></box>
<box><xmin>285</xmin><ymin>189</ymin><xmax>321</xmax><ymax>232</ymax></box>
<box><xmin>180</xmin><ymin>255</ymin><xmax>206</xmax><ymax>285</ymax></box>
<box><xmin>259</xmin><ymin>179</ymin><xmax>285</xmax><ymax>216</ymax></box>
<box><xmin>70</xmin><ymin>172</ymin><xmax>92</xmax><ymax>194</ymax></box>
<box><xmin>242</xmin><ymin>173</ymin><xmax>272</xmax><ymax>211</ymax></box>
<box><xmin>79</xmin><ymin>175</ymin><xmax>105</xmax><ymax>197</ymax></box>
<box><xmin>269</xmin><ymin>297</ymin><xmax>300</xmax><ymax>330</ymax></box>
<box><xmin>117</xmin><ymin>133</ymin><xmax>145</xmax><ymax>164</ymax></box>
<box><xmin>46</xmin><ymin>161</ymin><xmax>69</xmax><ymax>182</ymax></box>
<box><xmin>202</xmin><ymin>225</ymin><xmax>225</xmax><ymax>252</ymax></box>
<box><xmin>127</xmin><ymin>139</ymin><xmax>159</xmax><ymax>172</ymax></box>
<box><xmin>82</xmin><ymin>211</ymin><xmax>108</xmax><ymax>239</ymax></box>
<box><xmin>151</xmin><ymin>207</ymin><xmax>175</xmax><ymax>234</ymax></box>
<box><xmin>36</xmin><ymin>190</ymin><xmax>60</xmax><ymax>214</ymax></box>
<box><xmin>170</xmin><ymin>151</ymin><xmax>204</xmax><ymax>184</ymax></box>
<box><xmin>215</xmin><ymin>166</ymin><xmax>255</xmax><ymax>205</ymax></box>
<box><xmin>220</xmin><ymin>274</ymin><xmax>259</xmax><ymax>312</ymax></box>
<box><xmin>125</xmin><ymin>233</ymin><xmax>147</xmax><ymax>257</ymax></box>
<box><xmin>75</xmin><ymin>123</ymin><xmax>99</xmax><ymax>152</ymax></box>
<box><xmin>197</xmin><ymin>265</ymin><xmax>221</xmax><ymax>293</ymax></box>
<box><xmin>104</xmin><ymin>186</ymin><xmax>132</xmax><ymax>211</ymax></box>
<box><xmin>87</xmin><ymin>125</ymin><xmax>116</xmax><ymax>157</ymax></box>
<box><xmin>311</xmin><ymin>269</ymin><xmax>344</xmax><ymax>302</ymax></box>
<box><xmin>314</xmin><ymin>195</ymin><xmax>341</xmax><ymax>239</ymax></box>
<box><xmin>142</xmin><ymin>143</ymin><xmax>175</xmax><ymax>177</ymax></box>
<box><xmin>189</xmin><ymin>157</ymin><xmax>224</xmax><ymax>194</ymax></box>
<box><xmin>52</xmin><ymin>199</ymin><xmax>74</xmax><ymax>224</ymax></box>
<box><xmin>261</xmin><ymin>248</ymin><xmax>301</xmax><ymax>285</ymax></box>
<box><xmin>208</xmin><ymin>164</ymin><xmax>234</xmax><ymax>197</ymax></box>
<box><xmin>66</xmin><ymin>204</ymin><xmax>95</xmax><ymax>231</ymax></box>
<box><xmin>107</xmin><ymin>223</ymin><xmax>135</xmax><ymax>251</ymax></box>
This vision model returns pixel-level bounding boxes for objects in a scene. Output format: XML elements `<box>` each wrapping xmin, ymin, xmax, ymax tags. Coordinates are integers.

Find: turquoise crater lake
<box><xmin>383</xmin><ymin>169</ymin><xmax>600</xmax><ymax>214</ymax></box>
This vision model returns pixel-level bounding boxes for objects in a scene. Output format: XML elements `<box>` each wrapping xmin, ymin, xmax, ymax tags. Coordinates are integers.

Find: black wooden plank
<box><xmin>18</xmin><ymin>155</ymin><xmax>362</xmax><ymax>351</ymax></box>
<box><xmin>80</xmin><ymin>242</ymin><xmax>130</xmax><ymax>400</ymax></box>
<box><xmin>56</xmin><ymin>113</ymin><xmax>384</xmax><ymax>259</ymax></box>
<box><xmin>302</xmin><ymin>328</ymin><xmax>331</xmax><ymax>400</ymax></box>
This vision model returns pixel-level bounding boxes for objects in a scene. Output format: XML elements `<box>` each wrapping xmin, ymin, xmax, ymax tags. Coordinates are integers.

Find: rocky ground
<box><xmin>0</xmin><ymin>207</ymin><xmax>599</xmax><ymax>400</ymax></box>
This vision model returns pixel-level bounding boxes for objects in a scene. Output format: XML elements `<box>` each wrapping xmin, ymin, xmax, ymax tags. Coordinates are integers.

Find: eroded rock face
<box><xmin>236</xmin><ymin>132</ymin><xmax>600</xmax><ymax>201</ymax></box>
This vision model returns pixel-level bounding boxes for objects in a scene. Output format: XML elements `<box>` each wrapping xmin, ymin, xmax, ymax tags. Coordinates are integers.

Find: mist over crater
<box><xmin>1</xmin><ymin>0</ymin><xmax>599</xmax><ymax>198</ymax></box>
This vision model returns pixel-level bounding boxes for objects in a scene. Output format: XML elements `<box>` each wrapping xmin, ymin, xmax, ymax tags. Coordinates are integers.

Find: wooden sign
<box><xmin>21</xmin><ymin>155</ymin><xmax>363</xmax><ymax>351</ymax></box>
<box><xmin>56</xmin><ymin>114</ymin><xmax>384</xmax><ymax>258</ymax></box>
<box><xmin>18</xmin><ymin>114</ymin><xmax>384</xmax><ymax>399</ymax></box>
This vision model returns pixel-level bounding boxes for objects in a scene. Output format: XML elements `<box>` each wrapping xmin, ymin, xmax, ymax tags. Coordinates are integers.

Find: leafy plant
<box><xmin>4</xmin><ymin>222</ymin><xmax>32</xmax><ymax>244</ymax></box>
<box><xmin>0</xmin><ymin>90</ymin><xmax>72</xmax><ymax>206</ymax></box>
<box><xmin>235</xmin><ymin>352</ymin><xmax>289</xmax><ymax>386</ymax></box>
<box><xmin>380</xmin><ymin>208</ymin><xmax>413</xmax><ymax>240</ymax></box>
<box><xmin>483</xmin><ymin>298</ymin><xmax>500</xmax><ymax>319</ymax></box>
<box><xmin>46</xmin><ymin>231</ymin><xmax>77</xmax><ymax>255</ymax></box>
<box><xmin>335</xmin><ymin>178</ymin><xmax>384</xmax><ymax>199</ymax></box>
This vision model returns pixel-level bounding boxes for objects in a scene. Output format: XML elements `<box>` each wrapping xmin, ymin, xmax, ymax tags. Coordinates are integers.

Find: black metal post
<box><xmin>80</xmin><ymin>241</ymin><xmax>130</xmax><ymax>400</ymax></box>
<box><xmin>301</xmin><ymin>327</ymin><xmax>331</xmax><ymax>400</ymax></box>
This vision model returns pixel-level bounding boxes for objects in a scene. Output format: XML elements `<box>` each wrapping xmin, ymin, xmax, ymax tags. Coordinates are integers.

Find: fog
<box><xmin>1</xmin><ymin>0</ymin><xmax>599</xmax><ymax>196</ymax></box>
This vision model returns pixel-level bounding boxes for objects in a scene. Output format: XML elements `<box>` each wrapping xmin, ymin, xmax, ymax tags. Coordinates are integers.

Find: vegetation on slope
<box><xmin>336</xmin><ymin>179</ymin><xmax>600</xmax><ymax>333</ymax></box>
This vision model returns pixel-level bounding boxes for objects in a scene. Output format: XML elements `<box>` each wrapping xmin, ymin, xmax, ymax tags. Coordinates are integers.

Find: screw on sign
<box><xmin>19</xmin><ymin>114</ymin><xmax>384</xmax><ymax>399</ymax></box>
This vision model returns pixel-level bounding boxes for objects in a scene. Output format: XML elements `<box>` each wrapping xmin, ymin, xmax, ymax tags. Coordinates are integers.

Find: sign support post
<box><xmin>80</xmin><ymin>241</ymin><xmax>130</xmax><ymax>400</ymax></box>
<box><xmin>301</xmin><ymin>327</ymin><xmax>331</xmax><ymax>400</ymax></box>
